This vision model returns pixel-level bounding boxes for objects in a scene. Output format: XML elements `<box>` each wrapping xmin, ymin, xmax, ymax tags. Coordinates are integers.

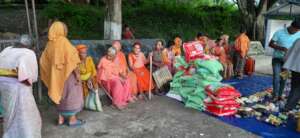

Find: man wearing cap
<box><xmin>0</xmin><ymin>35</ymin><xmax>41</xmax><ymax>138</ymax></box>
<box><xmin>269</xmin><ymin>19</ymin><xmax>300</xmax><ymax>101</ymax></box>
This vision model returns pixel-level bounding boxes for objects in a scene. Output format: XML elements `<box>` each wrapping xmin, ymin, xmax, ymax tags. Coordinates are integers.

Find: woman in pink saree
<box><xmin>97</xmin><ymin>47</ymin><xmax>133</xmax><ymax>109</ymax></box>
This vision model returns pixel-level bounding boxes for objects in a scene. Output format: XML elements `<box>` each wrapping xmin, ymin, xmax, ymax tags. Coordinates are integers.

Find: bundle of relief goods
<box><xmin>183</xmin><ymin>41</ymin><xmax>204</xmax><ymax>62</ymax></box>
<box><xmin>168</xmin><ymin>56</ymin><xmax>223</xmax><ymax>111</ymax></box>
<box><xmin>204</xmin><ymin>83</ymin><xmax>241</xmax><ymax>116</ymax></box>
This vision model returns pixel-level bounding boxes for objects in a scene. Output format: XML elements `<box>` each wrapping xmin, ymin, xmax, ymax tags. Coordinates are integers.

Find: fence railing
<box><xmin>0</xmin><ymin>39</ymin><xmax>18</xmax><ymax>51</ymax></box>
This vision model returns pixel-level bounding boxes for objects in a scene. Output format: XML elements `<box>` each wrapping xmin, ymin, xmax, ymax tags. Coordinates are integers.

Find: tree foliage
<box><xmin>234</xmin><ymin>0</ymin><xmax>278</xmax><ymax>40</ymax></box>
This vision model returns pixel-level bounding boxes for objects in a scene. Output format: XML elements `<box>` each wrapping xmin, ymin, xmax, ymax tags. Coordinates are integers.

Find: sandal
<box><xmin>68</xmin><ymin>119</ymin><xmax>85</xmax><ymax>127</ymax></box>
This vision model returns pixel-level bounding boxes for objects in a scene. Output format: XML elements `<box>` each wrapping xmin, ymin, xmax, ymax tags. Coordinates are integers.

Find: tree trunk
<box><xmin>255</xmin><ymin>0</ymin><xmax>268</xmax><ymax>42</ymax></box>
<box><xmin>236</xmin><ymin>0</ymin><xmax>275</xmax><ymax>41</ymax></box>
<box><xmin>104</xmin><ymin>0</ymin><xmax>122</xmax><ymax>40</ymax></box>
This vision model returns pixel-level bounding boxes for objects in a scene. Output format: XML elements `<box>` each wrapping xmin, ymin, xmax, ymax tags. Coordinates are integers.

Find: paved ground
<box><xmin>41</xmin><ymin>96</ymin><xmax>257</xmax><ymax>138</ymax></box>
<box><xmin>40</xmin><ymin>54</ymin><xmax>272</xmax><ymax>138</ymax></box>
<box><xmin>1</xmin><ymin>54</ymin><xmax>271</xmax><ymax>138</ymax></box>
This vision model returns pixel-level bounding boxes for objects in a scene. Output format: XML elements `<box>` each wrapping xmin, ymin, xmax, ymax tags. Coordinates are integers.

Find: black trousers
<box><xmin>285</xmin><ymin>71</ymin><xmax>300</xmax><ymax>110</ymax></box>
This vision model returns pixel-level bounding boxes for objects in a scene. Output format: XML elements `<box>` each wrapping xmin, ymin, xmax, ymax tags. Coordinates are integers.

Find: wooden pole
<box><xmin>24</xmin><ymin>0</ymin><xmax>32</xmax><ymax>38</ymax></box>
<box><xmin>148</xmin><ymin>55</ymin><xmax>153</xmax><ymax>100</ymax></box>
<box><xmin>31</xmin><ymin>0</ymin><xmax>42</xmax><ymax>103</ymax></box>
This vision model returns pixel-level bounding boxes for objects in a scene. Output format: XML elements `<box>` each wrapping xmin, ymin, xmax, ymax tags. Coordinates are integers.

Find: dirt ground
<box><xmin>40</xmin><ymin>96</ymin><xmax>257</xmax><ymax>138</ymax></box>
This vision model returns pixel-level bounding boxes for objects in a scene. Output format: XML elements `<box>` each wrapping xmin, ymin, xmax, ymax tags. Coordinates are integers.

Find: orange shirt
<box><xmin>235</xmin><ymin>33</ymin><xmax>250</xmax><ymax>58</ymax></box>
<box><xmin>128</xmin><ymin>52</ymin><xmax>147</xmax><ymax>69</ymax></box>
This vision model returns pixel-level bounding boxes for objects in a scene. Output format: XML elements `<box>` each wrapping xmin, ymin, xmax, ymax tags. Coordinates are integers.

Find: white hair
<box><xmin>19</xmin><ymin>34</ymin><xmax>32</xmax><ymax>46</ymax></box>
<box><xmin>107</xmin><ymin>47</ymin><xmax>117</xmax><ymax>56</ymax></box>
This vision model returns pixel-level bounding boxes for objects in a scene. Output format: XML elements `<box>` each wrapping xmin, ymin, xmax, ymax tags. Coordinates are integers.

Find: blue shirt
<box><xmin>271</xmin><ymin>28</ymin><xmax>300</xmax><ymax>59</ymax></box>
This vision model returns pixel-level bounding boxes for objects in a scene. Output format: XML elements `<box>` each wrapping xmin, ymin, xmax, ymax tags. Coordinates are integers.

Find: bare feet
<box><xmin>58</xmin><ymin>115</ymin><xmax>65</xmax><ymax>125</ymax></box>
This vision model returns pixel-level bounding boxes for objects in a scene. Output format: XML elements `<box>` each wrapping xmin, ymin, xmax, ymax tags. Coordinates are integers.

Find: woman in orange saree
<box><xmin>128</xmin><ymin>42</ymin><xmax>154</xmax><ymax>99</ymax></box>
<box><xmin>112</xmin><ymin>41</ymin><xmax>138</xmax><ymax>97</ymax></box>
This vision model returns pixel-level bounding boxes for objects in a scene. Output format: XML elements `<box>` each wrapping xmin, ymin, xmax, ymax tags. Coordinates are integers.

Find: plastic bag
<box><xmin>204</xmin><ymin>97</ymin><xmax>240</xmax><ymax>106</ymax></box>
<box><xmin>183</xmin><ymin>41</ymin><xmax>204</xmax><ymax>62</ymax></box>
<box><xmin>84</xmin><ymin>89</ymin><xmax>103</xmax><ymax>112</ymax></box>
<box><xmin>206</xmin><ymin>84</ymin><xmax>241</xmax><ymax>98</ymax></box>
<box><xmin>206</xmin><ymin>91</ymin><xmax>237</xmax><ymax>101</ymax></box>
<box><xmin>205</xmin><ymin>104</ymin><xmax>238</xmax><ymax>116</ymax></box>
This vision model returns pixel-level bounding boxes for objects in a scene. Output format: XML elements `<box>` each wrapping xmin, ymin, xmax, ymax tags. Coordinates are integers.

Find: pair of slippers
<box><xmin>57</xmin><ymin>119</ymin><xmax>85</xmax><ymax>127</ymax></box>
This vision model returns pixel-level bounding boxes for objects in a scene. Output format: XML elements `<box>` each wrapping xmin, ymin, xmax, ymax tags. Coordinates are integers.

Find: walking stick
<box><xmin>148</xmin><ymin>54</ymin><xmax>153</xmax><ymax>100</ymax></box>
<box><xmin>99</xmin><ymin>84</ymin><xmax>113</xmax><ymax>101</ymax></box>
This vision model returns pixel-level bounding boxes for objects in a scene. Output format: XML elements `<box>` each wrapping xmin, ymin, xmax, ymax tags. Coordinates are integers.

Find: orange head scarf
<box><xmin>40</xmin><ymin>21</ymin><xmax>80</xmax><ymax>104</ymax></box>
<box><xmin>76</xmin><ymin>44</ymin><xmax>88</xmax><ymax>53</ymax></box>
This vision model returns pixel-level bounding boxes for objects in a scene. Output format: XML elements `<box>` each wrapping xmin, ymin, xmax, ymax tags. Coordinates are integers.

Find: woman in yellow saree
<box><xmin>76</xmin><ymin>44</ymin><xmax>98</xmax><ymax>98</ymax></box>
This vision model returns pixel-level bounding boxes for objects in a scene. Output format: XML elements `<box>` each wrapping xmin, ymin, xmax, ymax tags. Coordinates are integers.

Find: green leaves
<box><xmin>41</xmin><ymin>1</ymin><xmax>104</xmax><ymax>39</ymax></box>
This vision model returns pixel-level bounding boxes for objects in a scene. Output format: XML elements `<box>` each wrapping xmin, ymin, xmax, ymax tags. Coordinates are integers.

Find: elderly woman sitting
<box><xmin>76</xmin><ymin>44</ymin><xmax>98</xmax><ymax>99</ymax></box>
<box><xmin>97</xmin><ymin>47</ymin><xmax>133</xmax><ymax>109</ymax></box>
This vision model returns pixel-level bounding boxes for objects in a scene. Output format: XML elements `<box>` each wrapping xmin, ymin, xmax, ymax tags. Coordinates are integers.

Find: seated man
<box><xmin>0</xmin><ymin>35</ymin><xmax>41</xmax><ymax>138</ymax></box>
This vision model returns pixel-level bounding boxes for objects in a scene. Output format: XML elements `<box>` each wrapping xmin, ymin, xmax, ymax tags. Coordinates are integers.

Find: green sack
<box><xmin>184</xmin><ymin>95</ymin><xmax>205</xmax><ymax>110</ymax></box>
<box><xmin>84</xmin><ymin>89</ymin><xmax>103</xmax><ymax>112</ymax></box>
<box><xmin>194</xmin><ymin>59</ymin><xmax>223</xmax><ymax>75</ymax></box>
<box><xmin>173</xmin><ymin>70</ymin><xmax>185</xmax><ymax>79</ymax></box>
<box><xmin>199</xmin><ymin>80</ymin><xmax>221</xmax><ymax>88</ymax></box>
<box><xmin>180</xmin><ymin>87</ymin><xmax>196</xmax><ymax>95</ymax></box>
<box><xmin>199</xmin><ymin>73</ymin><xmax>223</xmax><ymax>82</ymax></box>
<box><xmin>174</xmin><ymin>56</ymin><xmax>188</xmax><ymax>69</ymax></box>
<box><xmin>170</xmin><ymin>82</ymin><xmax>182</xmax><ymax>88</ymax></box>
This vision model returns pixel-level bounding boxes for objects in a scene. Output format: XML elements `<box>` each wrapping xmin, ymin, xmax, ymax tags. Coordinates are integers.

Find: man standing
<box><xmin>269</xmin><ymin>19</ymin><xmax>300</xmax><ymax>101</ymax></box>
<box><xmin>0</xmin><ymin>35</ymin><xmax>41</xmax><ymax>138</ymax></box>
<box><xmin>234</xmin><ymin>27</ymin><xmax>250</xmax><ymax>79</ymax></box>
<box><xmin>283</xmin><ymin>38</ymin><xmax>300</xmax><ymax>112</ymax></box>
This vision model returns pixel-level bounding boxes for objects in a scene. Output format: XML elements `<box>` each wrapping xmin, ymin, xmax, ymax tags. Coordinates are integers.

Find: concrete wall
<box><xmin>71</xmin><ymin>39</ymin><xmax>164</xmax><ymax>63</ymax></box>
